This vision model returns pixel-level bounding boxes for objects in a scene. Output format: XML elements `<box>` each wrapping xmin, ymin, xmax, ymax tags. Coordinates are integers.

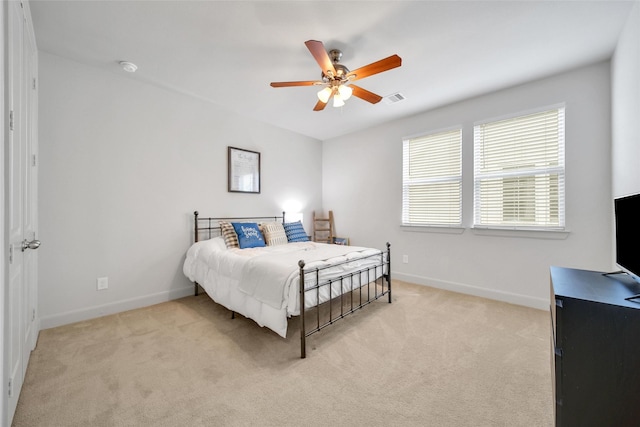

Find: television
<box><xmin>614</xmin><ymin>193</ymin><xmax>640</xmax><ymax>287</ymax></box>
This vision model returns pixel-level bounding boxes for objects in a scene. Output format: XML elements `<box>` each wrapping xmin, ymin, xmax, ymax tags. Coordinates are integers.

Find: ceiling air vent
<box><xmin>384</xmin><ymin>92</ymin><xmax>406</xmax><ymax>104</ymax></box>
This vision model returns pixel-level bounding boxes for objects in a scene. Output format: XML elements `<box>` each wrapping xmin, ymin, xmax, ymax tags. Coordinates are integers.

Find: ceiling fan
<box><xmin>270</xmin><ymin>40</ymin><xmax>402</xmax><ymax>111</ymax></box>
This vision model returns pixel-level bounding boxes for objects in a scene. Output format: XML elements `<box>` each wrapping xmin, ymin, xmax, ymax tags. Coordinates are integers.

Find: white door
<box><xmin>5</xmin><ymin>0</ymin><xmax>38</xmax><ymax>423</ymax></box>
<box><xmin>6</xmin><ymin>1</ymin><xmax>26</xmax><ymax>420</ymax></box>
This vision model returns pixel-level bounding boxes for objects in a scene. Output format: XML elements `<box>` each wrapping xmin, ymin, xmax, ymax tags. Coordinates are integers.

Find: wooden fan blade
<box><xmin>270</xmin><ymin>81</ymin><xmax>320</xmax><ymax>88</ymax></box>
<box><xmin>350</xmin><ymin>84</ymin><xmax>383</xmax><ymax>104</ymax></box>
<box><xmin>305</xmin><ymin>40</ymin><xmax>337</xmax><ymax>76</ymax></box>
<box><xmin>313</xmin><ymin>99</ymin><xmax>328</xmax><ymax>111</ymax></box>
<box><xmin>347</xmin><ymin>54</ymin><xmax>402</xmax><ymax>81</ymax></box>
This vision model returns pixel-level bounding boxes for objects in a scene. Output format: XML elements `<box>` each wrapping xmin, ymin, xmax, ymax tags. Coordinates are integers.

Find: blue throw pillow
<box><xmin>231</xmin><ymin>222</ymin><xmax>266</xmax><ymax>249</ymax></box>
<box><xmin>283</xmin><ymin>221</ymin><xmax>309</xmax><ymax>242</ymax></box>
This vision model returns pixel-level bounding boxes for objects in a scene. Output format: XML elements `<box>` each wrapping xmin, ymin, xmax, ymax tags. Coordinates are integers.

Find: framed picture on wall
<box><xmin>228</xmin><ymin>146</ymin><xmax>260</xmax><ymax>193</ymax></box>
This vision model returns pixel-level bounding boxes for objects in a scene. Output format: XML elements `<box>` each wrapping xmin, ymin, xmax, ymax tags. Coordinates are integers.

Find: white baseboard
<box><xmin>39</xmin><ymin>275</ymin><xmax>549</xmax><ymax>330</ymax></box>
<box><xmin>39</xmin><ymin>286</ymin><xmax>195</xmax><ymax>330</ymax></box>
<box><xmin>392</xmin><ymin>271</ymin><xmax>549</xmax><ymax>311</ymax></box>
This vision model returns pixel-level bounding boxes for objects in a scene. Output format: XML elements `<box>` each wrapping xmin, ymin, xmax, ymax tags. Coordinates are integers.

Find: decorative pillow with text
<box><xmin>231</xmin><ymin>222</ymin><xmax>266</xmax><ymax>249</ymax></box>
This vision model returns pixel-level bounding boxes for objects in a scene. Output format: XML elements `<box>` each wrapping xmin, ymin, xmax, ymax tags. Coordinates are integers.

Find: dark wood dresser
<box><xmin>550</xmin><ymin>266</ymin><xmax>640</xmax><ymax>426</ymax></box>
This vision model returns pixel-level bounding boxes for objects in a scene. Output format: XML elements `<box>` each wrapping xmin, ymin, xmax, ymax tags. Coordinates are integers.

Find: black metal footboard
<box><xmin>298</xmin><ymin>242</ymin><xmax>391</xmax><ymax>358</ymax></box>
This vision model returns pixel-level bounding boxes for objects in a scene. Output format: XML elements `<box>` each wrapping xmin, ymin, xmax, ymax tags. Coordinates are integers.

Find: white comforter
<box><xmin>183</xmin><ymin>238</ymin><xmax>384</xmax><ymax>338</ymax></box>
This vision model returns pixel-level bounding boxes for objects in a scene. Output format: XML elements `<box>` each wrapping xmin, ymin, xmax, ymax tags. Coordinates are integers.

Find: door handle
<box><xmin>21</xmin><ymin>239</ymin><xmax>41</xmax><ymax>252</ymax></box>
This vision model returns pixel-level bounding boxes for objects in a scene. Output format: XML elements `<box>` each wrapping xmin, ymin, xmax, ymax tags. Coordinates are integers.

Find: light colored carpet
<box><xmin>13</xmin><ymin>281</ymin><xmax>553</xmax><ymax>426</ymax></box>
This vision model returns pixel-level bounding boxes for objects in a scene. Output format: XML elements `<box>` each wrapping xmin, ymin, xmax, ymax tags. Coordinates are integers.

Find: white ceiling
<box><xmin>29</xmin><ymin>0</ymin><xmax>635</xmax><ymax>141</ymax></box>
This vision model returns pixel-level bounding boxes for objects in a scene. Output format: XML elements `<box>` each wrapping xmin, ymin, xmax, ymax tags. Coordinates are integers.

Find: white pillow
<box><xmin>207</xmin><ymin>236</ymin><xmax>227</xmax><ymax>251</ymax></box>
<box><xmin>261</xmin><ymin>222</ymin><xmax>288</xmax><ymax>246</ymax></box>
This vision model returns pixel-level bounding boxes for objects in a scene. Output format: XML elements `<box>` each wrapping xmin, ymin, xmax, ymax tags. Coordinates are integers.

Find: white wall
<box><xmin>38</xmin><ymin>52</ymin><xmax>322</xmax><ymax>328</ymax></box>
<box><xmin>38</xmin><ymin>5</ymin><xmax>638</xmax><ymax>327</ymax></box>
<box><xmin>323</xmin><ymin>62</ymin><xmax>612</xmax><ymax>310</ymax></box>
<box><xmin>612</xmin><ymin>1</ymin><xmax>640</xmax><ymax>199</ymax></box>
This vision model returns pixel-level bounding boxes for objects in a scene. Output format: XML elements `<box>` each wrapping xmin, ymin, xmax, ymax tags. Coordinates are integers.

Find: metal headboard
<box><xmin>193</xmin><ymin>211</ymin><xmax>286</xmax><ymax>243</ymax></box>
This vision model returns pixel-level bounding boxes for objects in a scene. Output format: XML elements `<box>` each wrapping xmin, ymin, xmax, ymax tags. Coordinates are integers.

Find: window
<box><xmin>402</xmin><ymin>129</ymin><xmax>462</xmax><ymax>226</ymax></box>
<box><xmin>473</xmin><ymin>107</ymin><xmax>565</xmax><ymax>230</ymax></box>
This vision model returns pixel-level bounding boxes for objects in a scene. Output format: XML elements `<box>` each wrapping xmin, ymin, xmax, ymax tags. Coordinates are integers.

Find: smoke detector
<box><xmin>119</xmin><ymin>61</ymin><xmax>138</xmax><ymax>73</ymax></box>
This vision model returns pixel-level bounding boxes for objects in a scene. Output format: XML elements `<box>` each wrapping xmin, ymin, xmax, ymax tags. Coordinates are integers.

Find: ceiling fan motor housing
<box><xmin>322</xmin><ymin>49</ymin><xmax>350</xmax><ymax>83</ymax></box>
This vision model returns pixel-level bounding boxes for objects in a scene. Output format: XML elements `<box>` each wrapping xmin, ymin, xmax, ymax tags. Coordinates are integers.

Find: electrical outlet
<box><xmin>402</xmin><ymin>255</ymin><xmax>409</xmax><ymax>264</ymax></box>
<box><xmin>97</xmin><ymin>277</ymin><xmax>109</xmax><ymax>291</ymax></box>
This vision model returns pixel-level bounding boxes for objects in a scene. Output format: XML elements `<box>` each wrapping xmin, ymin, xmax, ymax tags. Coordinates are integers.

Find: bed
<box><xmin>182</xmin><ymin>211</ymin><xmax>392</xmax><ymax>358</ymax></box>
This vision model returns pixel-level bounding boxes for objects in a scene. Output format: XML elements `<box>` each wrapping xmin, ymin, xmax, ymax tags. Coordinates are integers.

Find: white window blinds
<box><xmin>473</xmin><ymin>107</ymin><xmax>565</xmax><ymax>229</ymax></box>
<box><xmin>402</xmin><ymin>129</ymin><xmax>462</xmax><ymax>226</ymax></box>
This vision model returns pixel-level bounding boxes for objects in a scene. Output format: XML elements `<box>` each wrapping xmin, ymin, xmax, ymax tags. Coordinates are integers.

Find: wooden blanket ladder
<box><xmin>313</xmin><ymin>211</ymin><xmax>334</xmax><ymax>244</ymax></box>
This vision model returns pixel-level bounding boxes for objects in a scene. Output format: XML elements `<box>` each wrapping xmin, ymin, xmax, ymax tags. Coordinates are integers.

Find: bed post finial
<box><xmin>283</xmin><ymin>211</ymin><xmax>286</xmax><ymax>224</ymax></box>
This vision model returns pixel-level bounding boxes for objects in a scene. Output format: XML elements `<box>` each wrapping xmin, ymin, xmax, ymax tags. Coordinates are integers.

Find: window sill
<box><xmin>401</xmin><ymin>225</ymin><xmax>465</xmax><ymax>235</ymax></box>
<box><xmin>400</xmin><ymin>224</ymin><xmax>570</xmax><ymax>239</ymax></box>
<box><xmin>471</xmin><ymin>226</ymin><xmax>570</xmax><ymax>240</ymax></box>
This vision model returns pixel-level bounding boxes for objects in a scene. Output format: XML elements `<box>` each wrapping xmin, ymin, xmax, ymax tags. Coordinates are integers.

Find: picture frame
<box><xmin>228</xmin><ymin>146</ymin><xmax>260</xmax><ymax>193</ymax></box>
<box><xmin>332</xmin><ymin>237</ymin><xmax>349</xmax><ymax>245</ymax></box>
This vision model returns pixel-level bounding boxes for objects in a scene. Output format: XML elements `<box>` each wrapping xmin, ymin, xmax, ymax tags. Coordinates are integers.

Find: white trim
<box><xmin>392</xmin><ymin>271</ymin><xmax>549</xmax><ymax>311</ymax></box>
<box><xmin>471</xmin><ymin>226</ymin><xmax>570</xmax><ymax>239</ymax></box>
<box><xmin>39</xmin><ymin>286</ymin><xmax>194</xmax><ymax>330</ymax></box>
<box><xmin>400</xmin><ymin>225</ymin><xmax>465</xmax><ymax>234</ymax></box>
<box><xmin>1</xmin><ymin>2</ymin><xmax>6</xmax><ymax>424</ymax></box>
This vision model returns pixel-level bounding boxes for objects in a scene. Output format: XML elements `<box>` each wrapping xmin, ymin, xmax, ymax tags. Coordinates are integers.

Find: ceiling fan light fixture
<box><xmin>333</xmin><ymin>94</ymin><xmax>345</xmax><ymax>108</ymax></box>
<box><xmin>317</xmin><ymin>87</ymin><xmax>332</xmax><ymax>103</ymax></box>
<box><xmin>338</xmin><ymin>85</ymin><xmax>352</xmax><ymax>101</ymax></box>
